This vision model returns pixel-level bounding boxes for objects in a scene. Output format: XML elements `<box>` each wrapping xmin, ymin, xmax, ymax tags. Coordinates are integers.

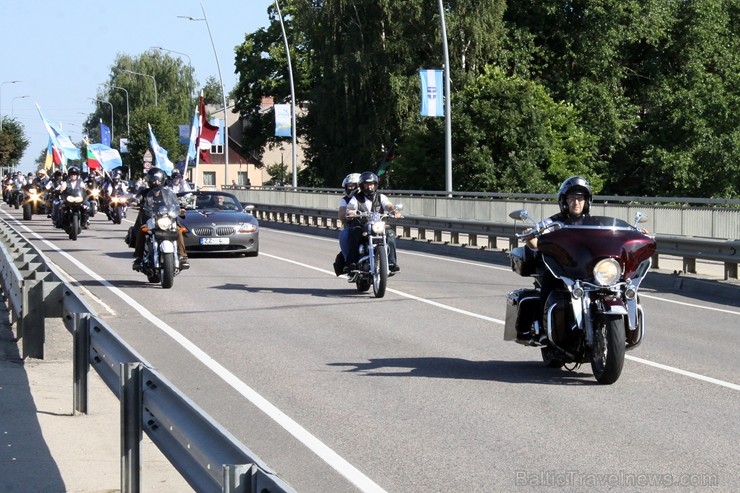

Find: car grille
<box><xmin>192</xmin><ymin>226</ymin><xmax>236</xmax><ymax>237</ymax></box>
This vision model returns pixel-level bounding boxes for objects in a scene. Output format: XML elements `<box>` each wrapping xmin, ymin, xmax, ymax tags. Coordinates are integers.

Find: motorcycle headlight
<box><xmin>156</xmin><ymin>215</ymin><xmax>174</xmax><ymax>229</ymax></box>
<box><xmin>371</xmin><ymin>220</ymin><xmax>386</xmax><ymax>235</ymax></box>
<box><xmin>66</xmin><ymin>195</ymin><xmax>83</xmax><ymax>203</ymax></box>
<box><xmin>593</xmin><ymin>258</ymin><xmax>621</xmax><ymax>286</ymax></box>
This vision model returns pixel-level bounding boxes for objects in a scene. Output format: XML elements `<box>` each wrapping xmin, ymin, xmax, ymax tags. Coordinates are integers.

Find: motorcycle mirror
<box><xmin>633</xmin><ymin>211</ymin><xmax>648</xmax><ymax>227</ymax></box>
<box><xmin>395</xmin><ymin>203</ymin><xmax>404</xmax><ymax>211</ymax></box>
<box><xmin>509</xmin><ymin>209</ymin><xmax>529</xmax><ymax>221</ymax></box>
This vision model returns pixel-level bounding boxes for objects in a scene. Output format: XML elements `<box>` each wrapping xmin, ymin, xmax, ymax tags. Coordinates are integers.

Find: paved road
<box><xmin>1</xmin><ymin>204</ymin><xmax>738</xmax><ymax>492</ymax></box>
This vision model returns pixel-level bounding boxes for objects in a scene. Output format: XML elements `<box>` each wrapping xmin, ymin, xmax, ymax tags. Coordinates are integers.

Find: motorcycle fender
<box><xmin>597</xmin><ymin>297</ymin><xmax>628</xmax><ymax>316</ymax></box>
<box><xmin>159</xmin><ymin>240</ymin><xmax>176</xmax><ymax>254</ymax></box>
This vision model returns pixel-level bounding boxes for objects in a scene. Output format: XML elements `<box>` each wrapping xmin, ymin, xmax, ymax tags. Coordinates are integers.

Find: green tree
<box><xmin>126</xmin><ymin>106</ymin><xmax>180</xmax><ymax>178</ymax></box>
<box><xmin>0</xmin><ymin>118</ymin><xmax>29</xmax><ymax>168</ymax></box>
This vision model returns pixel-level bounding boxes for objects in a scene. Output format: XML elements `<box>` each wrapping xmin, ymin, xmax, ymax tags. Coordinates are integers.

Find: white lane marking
<box><xmin>6</xmin><ymin>219</ymin><xmax>388</xmax><ymax>493</ymax></box>
<box><xmin>262</xmin><ymin>249</ymin><xmax>739</xmax><ymax>391</ymax></box>
<box><xmin>625</xmin><ymin>356</ymin><xmax>740</xmax><ymax>391</ymax></box>
<box><xmin>640</xmin><ymin>293</ymin><xmax>740</xmax><ymax>316</ymax></box>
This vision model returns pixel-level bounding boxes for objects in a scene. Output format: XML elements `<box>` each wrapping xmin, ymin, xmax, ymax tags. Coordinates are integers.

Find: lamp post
<box><xmin>274</xmin><ymin>0</ymin><xmax>297</xmax><ymax>189</ymax></box>
<box><xmin>121</xmin><ymin>69</ymin><xmax>158</xmax><ymax>107</ymax></box>
<box><xmin>111</xmin><ymin>85</ymin><xmax>130</xmax><ymax>136</ymax></box>
<box><xmin>11</xmin><ymin>95</ymin><xmax>29</xmax><ymax>117</ymax></box>
<box><xmin>0</xmin><ymin>80</ymin><xmax>22</xmax><ymax>131</ymax></box>
<box><xmin>437</xmin><ymin>0</ymin><xmax>452</xmax><ymax>194</ymax></box>
<box><xmin>89</xmin><ymin>98</ymin><xmax>113</xmax><ymax>143</ymax></box>
<box><xmin>152</xmin><ymin>46</ymin><xmax>194</xmax><ymax>100</ymax></box>
<box><xmin>178</xmin><ymin>1</ymin><xmax>229</xmax><ymax>187</ymax></box>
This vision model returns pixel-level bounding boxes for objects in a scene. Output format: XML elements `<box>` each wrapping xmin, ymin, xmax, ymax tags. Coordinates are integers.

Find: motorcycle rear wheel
<box><xmin>590</xmin><ymin>315</ymin><xmax>626</xmax><ymax>384</ymax></box>
<box><xmin>372</xmin><ymin>247</ymin><xmax>388</xmax><ymax>298</ymax></box>
<box><xmin>541</xmin><ymin>347</ymin><xmax>565</xmax><ymax>369</ymax></box>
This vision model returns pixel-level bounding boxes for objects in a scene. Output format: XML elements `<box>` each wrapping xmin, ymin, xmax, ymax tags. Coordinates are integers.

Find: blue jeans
<box><xmin>339</xmin><ymin>227</ymin><xmax>351</xmax><ymax>260</ymax></box>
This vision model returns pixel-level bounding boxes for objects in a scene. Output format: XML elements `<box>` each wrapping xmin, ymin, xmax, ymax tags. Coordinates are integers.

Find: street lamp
<box><xmin>152</xmin><ymin>46</ymin><xmax>194</xmax><ymax>100</ymax></box>
<box><xmin>0</xmin><ymin>80</ymin><xmax>22</xmax><ymax>131</ymax></box>
<box><xmin>274</xmin><ymin>0</ymin><xmax>297</xmax><ymax>189</ymax></box>
<box><xmin>120</xmin><ymin>69</ymin><xmax>158</xmax><ymax>107</ymax></box>
<box><xmin>437</xmin><ymin>0</ymin><xmax>452</xmax><ymax>194</ymax></box>
<box><xmin>178</xmin><ymin>1</ymin><xmax>229</xmax><ymax>186</ymax></box>
<box><xmin>11</xmin><ymin>95</ymin><xmax>29</xmax><ymax>117</ymax></box>
<box><xmin>111</xmin><ymin>85</ymin><xmax>130</xmax><ymax>136</ymax></box>
<box><xmin>89</xmin><ymin>98</ymin><xmax>113</xmax><ymax>143</ymax></box>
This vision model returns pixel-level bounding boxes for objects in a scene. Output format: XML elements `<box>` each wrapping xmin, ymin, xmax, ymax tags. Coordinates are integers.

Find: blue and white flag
<box><xmin>36</xmin><ymin>103</ymin><xmax>81</xmax><ymax>162</ymax></box>
<box><xmin>88</xmin><ymin>143</ymin><xmax>123</xmax><ymax>171</ymax></box>
<box><xmin>274</xmin><ymin>104</ymin><xmax>291</xmax><ymax>137</ymax></box>
<box><xmin>147</xmin><ymin>123</ymin><xmax>175</xmax><ymax>175</ymax></box>
<box><xmin>420</xmin><ymin>69</ymin><xmax>444</xmax><ymax>117</ymax></box>
<box><xmin>99</xmin><ymin>121</ymin><xmax>111</xmax><ymax>146</ymax></box>
<box><xmin>185</xmin><ymin>107</ymin><xmax>199</xmax><ymax>165</ymax></box>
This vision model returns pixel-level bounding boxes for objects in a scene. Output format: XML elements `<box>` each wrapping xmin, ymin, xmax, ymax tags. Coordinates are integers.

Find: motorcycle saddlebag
<box><xmin>333</xmin><ymin>251</ymin><xmax>345</xmax><ymax>277</ymax></box>
<box><xmin>125</xmin><ymin>226</ymin><xmax>135</xmax><ymax>248</ymax></box>
<box><xmin>510</xmin><ymin>246</ymin><xmax>537</xmax><ymax>277</ymax></box>
<box><xmin>504</xmin><ymin>288</ymin><xmax>540</xmax><ymax>341</ymax></box>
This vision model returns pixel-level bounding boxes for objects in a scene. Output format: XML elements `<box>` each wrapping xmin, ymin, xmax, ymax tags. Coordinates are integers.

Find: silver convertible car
<box><xmin>176</xmin><ymin>191</ymin><xmax>259</xmax><ymax>256</ymax></box>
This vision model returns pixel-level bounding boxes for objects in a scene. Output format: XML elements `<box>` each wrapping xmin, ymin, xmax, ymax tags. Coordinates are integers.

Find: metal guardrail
<box><xmin>250</xmin><ymin>203</ymin><xmax>740</xmax><ymax>280</ymax></box>
<box><xmin>0</xmin><ymin>217</ymin><xmax>296</xmax><ymax>493</ymax></box>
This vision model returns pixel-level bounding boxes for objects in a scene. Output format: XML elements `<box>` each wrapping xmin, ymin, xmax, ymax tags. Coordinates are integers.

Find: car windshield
<box><xmin>193</xmin><ymin>193</ymin><xmax>240</xmax><ymax>211</ymax></box>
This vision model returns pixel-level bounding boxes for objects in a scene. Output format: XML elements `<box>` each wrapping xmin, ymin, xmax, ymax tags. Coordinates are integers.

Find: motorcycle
<box><xmin>105</xmin><ymin>189</ymin><xmax>131</xmax><ymax>224</ymax></box>
<box><xmin>135</xmin><ymin>186</ymin><xmax>184</xmax><ymax>289</ymax></box>
<box><xmin>504</xmin><ymin>210</ymin><xmax>656</xmax><ymax>384</ymax></box>
<box><xmin>21</xmin><ymin>183</ymin><xmax>47</xmax><ymax>220</ymax></box>
<box><xmin>8</xmin><ymin>180</ymin><xmax>24</xmax><ymax>209</ymax></box>
<box><xmin>344</xmin><ymin>204</ymin><xmax>403</xmax><ymax>298</ymax></box>
<box><xmin>59</xmin><ymin>187</ymin><xmax>90</xmax><ymax>241</ymax></box>
<box><xmin>87</xmin><ymin>185</ymin><xmax>101</xmax><ymax>217</ymax></box>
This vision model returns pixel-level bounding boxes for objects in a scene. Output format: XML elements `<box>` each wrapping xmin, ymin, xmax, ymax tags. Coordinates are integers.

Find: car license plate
<box><xmin>200</xmin><ymin>237</ymin><xmax>230</xmax><ymax>245</ymax></box>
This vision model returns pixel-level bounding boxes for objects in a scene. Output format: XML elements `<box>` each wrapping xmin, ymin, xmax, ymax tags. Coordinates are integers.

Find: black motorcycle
<box><xmin>59</xmin><ymin>187</ymin><xmax>89</xmax><ymax>241</ymax></box>
<box><xmin>21</xmin><ymin>183</ymin><xmax>47</xmax><ymax>220</ymax></box>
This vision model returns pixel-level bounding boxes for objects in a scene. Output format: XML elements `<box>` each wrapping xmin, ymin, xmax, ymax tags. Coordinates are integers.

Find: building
<box><xmin>190</xmin><ymin>97</ymin><xmax>305</xmax><ymax>190</ymax></box>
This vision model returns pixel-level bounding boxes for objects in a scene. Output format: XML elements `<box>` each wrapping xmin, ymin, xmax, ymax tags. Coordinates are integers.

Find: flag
<box><xmin>44</xmin><ymin>139</ymin><xmax>54</xmax><ymax>170</ymax></box>
<box><xmin>88</xmin><ymin>143</ymin><xmax>123</xmax><ymax>171</ymax></box>
<box><xmin>100</xmin><ymin>121</ymin><xmax>111</xmax><ymax>146</ymax></box>
<box><xmin>147</xmin><ymin>123</ymin><xmax>175</xmax><ymax>175</ymax></box>
<box><xmin>86</xmin><ymin>146</ymin><xmax>102</xmax><ymax>170</ymax></box>
<box><xmin>185</xmin><ymin>106</ymin><xmax>199</xmax><ymax>165</ymax></box>
<box><xmin>36</xmin><ymin>103</ymin><xmax>81</xmax><ymax>161</ymax></box>
<box><xmin>274</xmin><ymin>104</ymin><xmax>291</xmax><ymax>137</ymax></box>
<box><xmin>197</xmin><ymin>93</ymin><xmax>219</xmax><ymax>164</ymax></box>
<box><xmin>420</xmin><ymin>69</ymin><xmax>444</xmax><ymax>117</ymax></box>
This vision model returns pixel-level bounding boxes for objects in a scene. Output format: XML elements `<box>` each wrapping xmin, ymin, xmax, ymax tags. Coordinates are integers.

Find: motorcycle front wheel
<box><xmin>590</xmin><ymin>315</ymin><xmax>626</xmax><ymax>384</ymax></box>
<box><xmin>161</xmin><ymin>252</ymin><xmax>175</xmax><ymax>289</ymax></box>
<box><xmin>22</xmin><ymin>203</ymin><xmax>32</xmax><ymax>220</ymax></box>
<box><xmin>372</xmin><ymin>246</ymin><xmax>388</xmax><ymax>298</ymax></box>
<box><xmin>69</xmin><ymin>214</ymin><xmax>79</xmax><ymax>241</ymax></box>
<box><xmin>112</xmin><ymin>206</ymin><xmax>122</xmax><ymax>224</ymax></box>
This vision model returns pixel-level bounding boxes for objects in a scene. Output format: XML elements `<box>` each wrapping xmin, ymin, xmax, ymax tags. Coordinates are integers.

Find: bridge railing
<box><xmin>249</xmin><ymin>203</ymin><xmax>740</xmax><ymax>280</ymax></box>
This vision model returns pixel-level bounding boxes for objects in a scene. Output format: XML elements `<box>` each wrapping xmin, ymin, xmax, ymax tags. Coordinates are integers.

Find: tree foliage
<box><xmin>231</xmin><ymin>0</ymin><xmax>740</xmax><ymax>197</ymax></box>
<box><xmin>0</xmin><ymin>119</ymin><xmax>29</xmax><ymax>167</ymax></box>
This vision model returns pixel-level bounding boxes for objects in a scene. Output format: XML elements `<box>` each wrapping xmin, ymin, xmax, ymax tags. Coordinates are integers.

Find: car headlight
<box><xmin>237</xmin><ymin>223</ymin><xmax>257</xmax><ymax>234</ymax></box>
<box><xmin>371</xmin><ymin>220</ymin><xmax>386</xmax><ymax>235</ymax></box>
<box><xmin>593</xmin><ymin>258</ymin><xmax>621</xmax><ymax>286</ymax></box>
<box><xmin>156</xmin><ymin>215</ymin><xmax>173</xmax><ymax>229</ymax></box>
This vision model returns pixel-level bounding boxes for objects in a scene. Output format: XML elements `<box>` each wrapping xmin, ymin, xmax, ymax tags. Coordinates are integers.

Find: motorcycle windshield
<box><xmin>538</xmin><ymin>216</ymin><xmax>656</xmax><ymax>280</ymax></box>
<box><xmin>143</xmin><ymin>186</ymin><xmax>180</xmax><ymax>217</ymax></box>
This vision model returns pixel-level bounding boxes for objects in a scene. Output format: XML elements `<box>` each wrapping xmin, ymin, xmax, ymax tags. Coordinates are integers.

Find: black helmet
<box><xmin>341</xmin><ymin>173</ymin><xmax>361</xmax><ymax>195</ymax></box>
<box><xmin>110</xmin><ymin>169</ymin><xmax>122</xmax><ymax>182</ymax></box>
<box><xmin>146</xmin><ymin>167</ymin><xmax>166</xmax><ymax>187</ymax></box>
<box><xmin>358</xmin><ymin>171</ymin><xmax>379</xmax><ymax>199</ymax></box>
<box><xmin>67</xmin><ymin>166</ymin><xmax>80</xmax><ymax>176</ymax></box>
<box><xmin>557</xmin><ymin>176</ymin><xmax>593</xmax><ymax>215</ymax></box>
<box><xmin>53</xmin><ymin>170</ymin><xmax>63</xmax><ymax>179</ymax></box>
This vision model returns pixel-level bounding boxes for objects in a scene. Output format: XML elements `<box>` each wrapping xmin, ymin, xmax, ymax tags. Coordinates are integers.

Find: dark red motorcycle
<box><xmin>505</xmin><ymin>210</ymin><xmax>656</xmax><ymax>384</ymax></box>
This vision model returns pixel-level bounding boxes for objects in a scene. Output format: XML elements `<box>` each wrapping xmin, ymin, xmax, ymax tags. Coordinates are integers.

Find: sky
<box><xmin>1</xmin><ymin>0</ymin><xmax>274</xmax><ymax>173</ymax></box>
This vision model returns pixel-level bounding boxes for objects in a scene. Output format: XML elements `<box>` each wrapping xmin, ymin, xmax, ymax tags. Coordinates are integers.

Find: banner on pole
<box><xmin>274</xmin><ymin>104</ymin><xmax>291</xmax><ymax>137</ymax></box>
<box><xmin>420</xmin><ymin>69</ymin><xmax>444</xmax><ymax>117</ymax></box>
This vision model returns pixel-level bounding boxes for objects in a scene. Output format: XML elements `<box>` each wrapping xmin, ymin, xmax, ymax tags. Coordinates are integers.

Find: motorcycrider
<box><xmin>59</xmin><ymin>187</ymin><xmax>89</xmax><ymax>241</ymax></box>
<box><xmin>504</xmin><ymin>209</ymin><xmax>656</xmax><ymax>384</ymax></box>
<box><xmin>106</xmin><ymin>189</ymin><xmax>130</xmax><ymax>224</ymax></box>
<box><xmin>344</xmin><ymin>204</ymin><xmax>403</xmax><ymax>298</ymax></box>
<box><xmin>136</xmin><ymin>186</ymin><xmax>184</xmax><ymax>289</ymax></box>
